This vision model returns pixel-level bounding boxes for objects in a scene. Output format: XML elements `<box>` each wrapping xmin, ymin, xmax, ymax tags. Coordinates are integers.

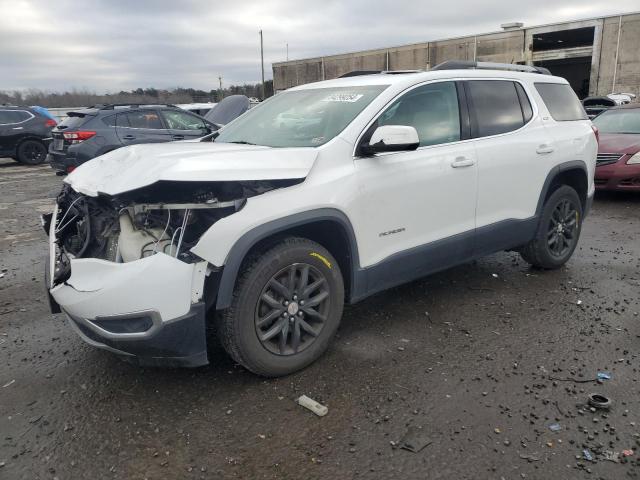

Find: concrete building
<box><xmin>272</xmin><ymin>12</ymin><xmax>640</xmax><ymax>99</ymax></box>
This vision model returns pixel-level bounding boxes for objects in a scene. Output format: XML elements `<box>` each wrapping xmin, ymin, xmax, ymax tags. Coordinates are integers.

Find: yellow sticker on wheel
<box><xmin>309</xmin><ymin>252</ymin><xmax>332</xmax><ymax>269</ymax></box>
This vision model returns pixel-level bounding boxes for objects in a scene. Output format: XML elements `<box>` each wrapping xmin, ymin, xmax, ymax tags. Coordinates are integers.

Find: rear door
<box><xmin>159</xmin><ymin>109</ymin><xmax>210</xmax><ymax>140</ymax></box>
<box><xmin>0</xmin><ymin>110</ymin><xmax>34</xmax><ymax>154</ymax></box>
<box><xmin>465</xmin><ymin>79</ymin><xmax>555</xmax><ymax>253</ymax></box>
<box><xmin>115</xmin><ymin>110</ymin><xmax>173</xmax><ymax>146</ymax></box>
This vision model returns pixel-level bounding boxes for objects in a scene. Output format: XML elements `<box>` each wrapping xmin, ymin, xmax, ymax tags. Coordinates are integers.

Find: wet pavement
<box><xmin>1</xmin><ymin>157</ymin><xmax>639</xmax><ymax>479</ymax></box>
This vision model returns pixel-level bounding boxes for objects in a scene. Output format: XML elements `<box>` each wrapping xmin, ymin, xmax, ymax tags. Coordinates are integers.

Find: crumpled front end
<box><xmin>46</xmin><ymin>182</ymin><xmax>254</xmax><ymax>367</ymax></box>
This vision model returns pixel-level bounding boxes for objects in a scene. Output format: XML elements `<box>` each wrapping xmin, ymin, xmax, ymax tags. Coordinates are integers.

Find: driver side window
<box><xmin>379</xmin><ymin>81</ymin><xmax>461</xmax><ymax>147</ymax></box>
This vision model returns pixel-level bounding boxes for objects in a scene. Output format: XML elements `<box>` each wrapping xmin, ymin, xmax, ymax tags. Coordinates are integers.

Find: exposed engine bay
<box><xmin>51</xmin><ymin>179</ymin><xmax>300</xmax><ymax>286</ymax></box>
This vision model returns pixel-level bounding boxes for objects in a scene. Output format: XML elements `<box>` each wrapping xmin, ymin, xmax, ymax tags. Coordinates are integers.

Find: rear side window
<box><xmin>467</xmin><ymin>80</ymin><xmax>526</xmax><ymax>137</ymax></box>
<box><xmin>120</xmin><ymin>111</ymin><xmax>164</xmax><ymax>129</ymax></box>
<box><xmin>0</xmin><ymin>110</ymin><xmax>32</xmax><ymax>124</ymax></box>
<box><xmin>534</xmin><ymin>83</ymin><xmax>588</xmax><ymax>121</ymax></box>
<box><xmin>102</xmin><ymin>115</ymin><xmax>117</xmax><ymax>126</ymax></box>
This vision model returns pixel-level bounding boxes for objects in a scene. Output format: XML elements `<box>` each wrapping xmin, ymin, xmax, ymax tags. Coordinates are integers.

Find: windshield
<box><xmin>215</xmin><ymin>85</ymin><xmax>388</xmax><ymax>147</ymax></box>
<box><xmin>593</xmin><ymin>109</ymin><xmax>640</xmax><ymax>134</ymax></box>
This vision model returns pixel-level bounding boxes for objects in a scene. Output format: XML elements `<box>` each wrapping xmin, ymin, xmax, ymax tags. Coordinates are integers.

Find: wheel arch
<box><xmin>214</xmin><ymin>209</ymin><xmax>360</xmax><ymax>310</ymax></box>
<box><xmin>536</xmin><ymin>160</ymin><xmax>589</xmax><ymax>215</ymax></box>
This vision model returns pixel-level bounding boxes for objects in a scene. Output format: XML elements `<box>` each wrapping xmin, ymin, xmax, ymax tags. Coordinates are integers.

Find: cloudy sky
<box><xmin>0</xmin><ymin>0</ymin><xmax>637</xmax><ymax>92</ymax></box>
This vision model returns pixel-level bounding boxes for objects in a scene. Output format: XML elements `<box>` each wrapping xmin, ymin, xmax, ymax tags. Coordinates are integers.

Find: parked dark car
<box><xmin>0</xmin><ymin>105</ymin><xmax>57</xmax><ymax>164</ymax></box>
<box><xmin>592</xmin><ymin>104</ymin><xmax>640</xmax><ymax>191</ymax></box>
<box><xmin>47</xmin><ymin>104</ymin><xmax>216</xmax><ymax>174</ymax></box>
<box><xmin>582</xmin><ymin>96</ymin><xmax>617</xmax><ymax>119</ymax></box>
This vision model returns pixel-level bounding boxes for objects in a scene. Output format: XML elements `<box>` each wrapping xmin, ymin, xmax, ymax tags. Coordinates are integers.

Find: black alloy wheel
<box><xmin>546</xmin><ymin>198</ymin><xmax>579</xmax><ymax>258</ymax></box>
<box><xmin>255</xmin><ymin>263</ymin><xmax>330</xmax><ymax>356</ymax></box>
<box><xmin>17</xmin><ymin>140</ymin><xmax>47</xmax><ymax>165</ymax></box>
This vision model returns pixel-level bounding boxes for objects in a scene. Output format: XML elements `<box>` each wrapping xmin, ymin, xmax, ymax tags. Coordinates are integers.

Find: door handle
<box><xmin>450</xmin><ymin>157</ymin><xmax>475</xmax><ymax>168</ymax></box>
<box><xmin>122</xmin><ymin>135</ymin><xmax>135</xmax><ymax>140</ymax></box>
<box><xmin>536</xmin><ymin>144</ymin><xmax>554</xmax><ymax>154</ymax></box>
<box><xmin>172</xmin><ymin>135</ymin><xmax>184</xmax><ymax>140</ymax></box>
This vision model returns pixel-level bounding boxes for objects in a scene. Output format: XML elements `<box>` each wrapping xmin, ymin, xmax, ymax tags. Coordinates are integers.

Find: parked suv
<box><xmin>0</xmin><ymin>105</ymin><xmax>56</xmax><ymax>164</ymax></box>
<box><xmin>44</xmin><ymin>61</ymin><xmax>597</xmax><ymax>376</ymax></box>
<box><xmin>47</xmin><ymin>104</ymin><xmax>216</xmax><ymax>174</ymax></box>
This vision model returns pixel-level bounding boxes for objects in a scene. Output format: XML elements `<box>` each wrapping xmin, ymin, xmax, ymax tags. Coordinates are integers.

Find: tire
<box><xmin>218</xmin><ymin>237</ymin><xmax>344</xmax><ymax>377</ymax></box>
<box><xmin>16</xmin><ymin>140</ymin><xmax>47</xmax><ymax>165</ymax></box>
<box><xmin>520</xmin><ymin>185</ymin><xmax>583</xmax><ymax>269</ymax></box>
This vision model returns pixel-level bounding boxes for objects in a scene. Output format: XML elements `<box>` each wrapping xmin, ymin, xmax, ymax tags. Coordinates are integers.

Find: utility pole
<box><xmin>218</xmin><ymin>75</ymin><xmax>223</xmax><ymax>101</ymax></box>
<box><xmin>286</xmin><ymin>43</ymin><xmax>289</xmax><ymax>61</ymax></box>
<box><xmin>259</xmin><ymin>29</ymin><xmax>266</xmax><ymax>100</ymax></box>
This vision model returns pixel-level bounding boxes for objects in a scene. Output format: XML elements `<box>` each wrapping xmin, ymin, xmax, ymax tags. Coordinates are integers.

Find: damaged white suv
<box><xmin>45</xmin><ymin>61</ymin><xmax>597</xmax><ymax>376</ymax></box>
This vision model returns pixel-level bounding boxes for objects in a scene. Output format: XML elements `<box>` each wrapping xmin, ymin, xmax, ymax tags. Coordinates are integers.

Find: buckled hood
<box><xmin>64</xmin><ymin>142</ymin><xmax>318</xmax><ymax>197</ymax></box>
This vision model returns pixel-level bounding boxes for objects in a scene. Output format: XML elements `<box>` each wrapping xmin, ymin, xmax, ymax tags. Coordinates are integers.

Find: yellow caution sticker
<box><xmin>309</xmin><ymin>252</ymin><xmax>332</xmax><ymax>269</ymax></box>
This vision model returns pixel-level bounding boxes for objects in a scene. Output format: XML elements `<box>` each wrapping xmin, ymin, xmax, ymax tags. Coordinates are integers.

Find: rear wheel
<box><xmin>17</xmin><ymin>140</ymin><xmax>47</xmax><ymax>165</ymax></box>
<box><xmin>218</xmin><ymin>237</ymin><xmax>344</xmax><ymax>377</ymax></box>
<box><xmin>520</xmin><ymin>185</ymin><xmax>583</xmax><ymax>269</ymax></box>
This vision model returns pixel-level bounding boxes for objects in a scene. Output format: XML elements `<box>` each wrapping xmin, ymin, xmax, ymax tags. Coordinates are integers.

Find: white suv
<box><xmin>45</xmin><ymin>61</ymin><xmax>597</xmax><ymax>376</ymax></box>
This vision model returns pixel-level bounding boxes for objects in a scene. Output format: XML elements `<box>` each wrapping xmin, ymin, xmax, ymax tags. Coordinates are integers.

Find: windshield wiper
<box><xmin>229</xmin><ymin>140</ymin><xmax>257</xmax><ymax>145</ymax></box>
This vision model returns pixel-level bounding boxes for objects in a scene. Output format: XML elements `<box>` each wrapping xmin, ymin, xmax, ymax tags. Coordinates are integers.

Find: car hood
<box><xmin>598</xmin><ymin>133</ymin><xmax>640</xmax><ymax>154</ymax></box>
<box><xmin>64</xmin><ymin>142</ymin><xmax>318</xmax><ymax>196</ymax></box>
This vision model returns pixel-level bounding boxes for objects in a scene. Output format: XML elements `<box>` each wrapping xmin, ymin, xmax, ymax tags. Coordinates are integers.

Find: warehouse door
<box><xmin>527</xmin><ymin>23</ymin><xmax>599</xmax><ymax>99</ymax></box>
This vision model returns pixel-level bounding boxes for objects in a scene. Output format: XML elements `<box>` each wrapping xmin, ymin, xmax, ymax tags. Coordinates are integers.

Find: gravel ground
<box><xmin>1</xmin><ymin>157</ymin><xmax>640</xmax><ymax>479</ymax></box>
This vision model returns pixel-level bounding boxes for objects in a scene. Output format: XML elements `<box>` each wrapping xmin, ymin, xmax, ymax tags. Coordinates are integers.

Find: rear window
<box><xmin>535</xmin><ymin>83</ymin><xmax>588</xmax><ymax>121</ymax></box>
<box><xmin>59</xmin><ymin>114</ymin><xmax>90</xmax><ymax>129</ymax></box>
<box><xmin>467</xmin><ymin>80</ymin><xmax>527</xmax><ymax>137</ymax></box>
<box><xmin>0</xmin><ymin>110</ymin><xmax>32</xmax><ymax>124</ymax></box>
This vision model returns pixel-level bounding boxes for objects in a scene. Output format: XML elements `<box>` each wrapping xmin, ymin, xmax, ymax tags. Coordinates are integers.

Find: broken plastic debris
<box><xmin>2</xmin><ymin>379</ymin><xmax>15</xmax><ymax>388</ymax></box>
<box><xmin>622</xmin><ymin>449</ymin><xmax>634</xmax><ymax>457</ymax></box>
<box><xmin>597</xmin><ymin>372</ymin><xmax>612</xmax><ymax>380</ymax></box>
<box><xmin>491</xmin><ymin>273</ymin><xmax>498</xmax><ymax>278</ymax></box>
<box><xmin>548</xmin><ymin>423</ymin><xmax>562</xmax><ymax>432</ymax></box>
<box><xmin>583</xmin><ymin>449</ymin><xmax>594</xmax><ymax>461</ymax></box>
<box><xmin>398</xmin><ymin>426</ymin><xmax>432</xmax><ymax>453</ymax></box>
<box><xmin>577</xmin><ymin>300</ymin><xmax>583</xmax><ymax>305</ymax></box>
<box><xmin>603</xmin><ymin>450</ymin><xmax>620</xmax><ymax>463</ymax></box>
<box><xmin>296</xmin><ymin>395</ymin><xmax>328</xmax><ymax>417</ymax></box>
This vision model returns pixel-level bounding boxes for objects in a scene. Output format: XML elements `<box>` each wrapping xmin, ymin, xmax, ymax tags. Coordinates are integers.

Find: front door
<box><xmin>352</xmin><ymin>81</ymin><xmax>478</xmax><ymax>293</ymax></box>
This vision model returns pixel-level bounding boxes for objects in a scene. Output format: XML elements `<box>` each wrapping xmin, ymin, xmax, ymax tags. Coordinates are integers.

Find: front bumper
<box><xmin>47</xmin><ymin>206</ymin><xmax>211</xmax><ymax>367</ymax></box>
<box><xmin>595</xmin><ymin>158</ymin><xmax>640</xmax><ymax>191</ymax></box>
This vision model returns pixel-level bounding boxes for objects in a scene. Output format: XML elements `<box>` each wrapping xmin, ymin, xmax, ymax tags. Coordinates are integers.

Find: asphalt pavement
<box><xmin>1</xmin><ymin>157</ymin><xmax>639</xmax><ymax>479</ymax></box>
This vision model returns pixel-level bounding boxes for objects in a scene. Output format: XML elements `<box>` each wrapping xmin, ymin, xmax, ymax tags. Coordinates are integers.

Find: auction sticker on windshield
<box><xmin>322</xmin><ymin>93</ymin><xmax>364</xmax><ymax>103</ymax></box>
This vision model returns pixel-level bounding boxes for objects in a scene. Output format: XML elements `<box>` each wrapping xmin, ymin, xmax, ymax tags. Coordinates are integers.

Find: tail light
<box><xmin>45</xmin><ymin>119</ymin><xmax>57</xmax><ymax>127</ymax></box>
<box><xmin>591</xmin><ymin>124</ymin><xmax>600</xmax><ymax>145</ymax></box>
<box><xmin>66</xmin><ymin>166</ymin><xmax>76</xmax><ymax>173</ymax></box>
<box><xmin>62</xmin><ymin>131</ymin><xmax>96</xmax><ymax>144</ymax></box>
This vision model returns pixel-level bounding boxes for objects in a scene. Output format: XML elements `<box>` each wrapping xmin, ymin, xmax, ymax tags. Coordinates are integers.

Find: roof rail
<box><xmin>338</xmin><ymin>70</ymin><xmax>422</xmax><ymax>78</ymax></box>
<box><xmin>431</xmin><ymin>60</ymin><xmax>551</xmax><ymax>75</ymax></box>
<box><xmin>88</xmin><ymin>103</ymin><xmax>178</xmax><ymax>110</ymax></box>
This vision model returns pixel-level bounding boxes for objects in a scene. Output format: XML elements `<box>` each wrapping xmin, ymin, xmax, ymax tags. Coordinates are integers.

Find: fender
<box><xmin>215</xmin><ymin>208</ymin><xmax>361</xmax><ymax>310</ymax></box>
<box><xmin>534</xmin><ymin>159</ymin><xmax>589</xmax><ymax>216</ymax></box>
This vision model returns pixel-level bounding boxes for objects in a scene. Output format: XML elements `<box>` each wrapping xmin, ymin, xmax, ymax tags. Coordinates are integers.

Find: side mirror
<box><xmin>361</xmin><ymin>125</ymin><xmax>420</xmax><ymax>155</ymax></box>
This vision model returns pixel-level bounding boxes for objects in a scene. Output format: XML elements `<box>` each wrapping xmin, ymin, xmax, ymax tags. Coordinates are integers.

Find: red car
<box><xmin>592</xmin><ymin>104</ymin><xmax>640</xmax><ymax>191</ymax></box>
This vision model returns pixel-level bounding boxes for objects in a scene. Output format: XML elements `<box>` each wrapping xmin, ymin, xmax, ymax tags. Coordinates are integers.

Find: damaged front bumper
<box><xmin>47</xmin><ymin>205</ymin><xmax>212</xmax><ymax>367</ymax></box>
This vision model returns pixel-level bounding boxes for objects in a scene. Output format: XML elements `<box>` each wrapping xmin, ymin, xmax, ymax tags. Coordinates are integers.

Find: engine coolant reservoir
<box><xmin>118</xmin><ymin>214</ymin><xmax>171</xmax><ymax>262</ymax></box>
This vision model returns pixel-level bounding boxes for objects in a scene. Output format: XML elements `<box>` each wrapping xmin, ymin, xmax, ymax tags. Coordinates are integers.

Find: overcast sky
<box><xmin>0</xmin><ymin>0</ymin><xmax>637</xmax><ymax>92</ymax></box>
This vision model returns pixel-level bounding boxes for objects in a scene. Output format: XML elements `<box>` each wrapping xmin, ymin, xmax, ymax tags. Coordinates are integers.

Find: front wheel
<box><xmin>520</xmin><ymin>185</ymin><xmax>583</xmax><ymax>269</ymax></box>
<box><xmin>217</xmin><ymin>237</ymin><xmax>344</xmax><ymax>377</ymax></box>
